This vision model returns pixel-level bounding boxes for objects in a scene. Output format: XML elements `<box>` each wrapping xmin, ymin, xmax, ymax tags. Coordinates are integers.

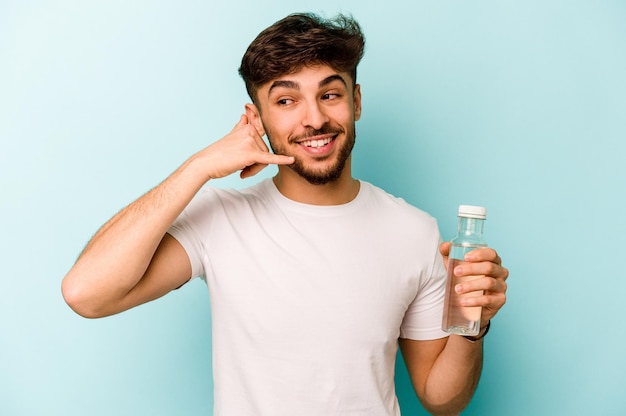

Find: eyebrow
<box><xmin>319</xmin><ymin>74</ymin><xmax>348</xmax><ymax>88</ymax></box>
<box><xmin>268</xmin><ymin>80</ymin><xmax>299</xmax><ymax>95</ymax></box>
<box><xmin>267</xmin><ymin>74</ymin><xmax>349</xmax><ymax>97</ymax></box>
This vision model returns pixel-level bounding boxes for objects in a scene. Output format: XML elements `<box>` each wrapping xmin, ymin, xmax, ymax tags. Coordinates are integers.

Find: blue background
<box><xmin>2</xmin><ymin>1</ymin><xmax>625</xmax><ymax>415</ymax></box>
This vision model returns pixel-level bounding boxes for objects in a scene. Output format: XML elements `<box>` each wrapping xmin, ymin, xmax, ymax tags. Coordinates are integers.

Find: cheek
<box><xmin>262</xmin><ymin>124</ymin><xmax>282</xmax><ymax>144</ymax></box>
<box><xmin>262</xmin><ymin>123</ymin><xmax>288</xmax><ymax>151</ymax></box>
<box><xmin>333</xmin><ymin>106</ymin><xmax>355</xmax><ymax>123</ymax></box>
<box><xmin>261</xmin><ymin>112</ymin><xmax>293</xmax><ymax>138</ymax></box>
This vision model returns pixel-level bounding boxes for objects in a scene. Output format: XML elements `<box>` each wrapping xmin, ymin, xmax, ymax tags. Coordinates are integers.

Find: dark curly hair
<box><xmin>238</xmin><ymin>13</ymin><xmax>366</xmax><ymax>103</ymax></box>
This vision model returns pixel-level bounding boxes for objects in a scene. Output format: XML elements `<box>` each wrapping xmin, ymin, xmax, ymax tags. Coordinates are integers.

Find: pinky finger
<box><xmin>240</xmin><ymin>163</ymin><xmax>268</xmax><ymax>179</ymax></box>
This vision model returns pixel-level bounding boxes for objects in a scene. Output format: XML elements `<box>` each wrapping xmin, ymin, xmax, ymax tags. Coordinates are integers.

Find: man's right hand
<box><xmin>195</xmin><ymin>114</ymin><xmax>294</xmax><ymax>181</ymax></box>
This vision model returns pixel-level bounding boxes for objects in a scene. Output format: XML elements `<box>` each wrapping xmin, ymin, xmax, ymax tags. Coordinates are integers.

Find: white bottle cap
<box><xmin>458</xmin><ymin>205</ymin><xmax>487</xmax><ymax>219</ymax></box>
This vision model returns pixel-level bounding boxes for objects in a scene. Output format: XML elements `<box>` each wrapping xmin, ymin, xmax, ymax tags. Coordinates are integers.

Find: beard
<box><xmin>265</xmin><ymin>122</ymin><xmax>356</xmax><ymax>185</ymax></box>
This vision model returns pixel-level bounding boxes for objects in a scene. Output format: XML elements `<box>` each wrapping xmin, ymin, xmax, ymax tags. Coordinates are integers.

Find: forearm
<box><xmin>62</xmin><ymin>155</ymin><xmax>209</xmax><ymax>316</ymax></box>
<box><xmin>421</xmin><ymin>335</ymin><xmax>483</xmax><ymax>415</ymax></box>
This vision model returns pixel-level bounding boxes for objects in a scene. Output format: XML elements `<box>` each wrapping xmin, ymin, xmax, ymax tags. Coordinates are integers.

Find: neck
<box><xmin>273</xmin><ymin>159</ymin><xmax>360</xmax><ymax>206</ymax></box>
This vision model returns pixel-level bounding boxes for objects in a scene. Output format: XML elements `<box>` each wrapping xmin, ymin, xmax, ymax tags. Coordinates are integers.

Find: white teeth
<box><xmin>303</xmin><ymin>138</ymin><xmax>332</xmax><ymax>148</ymax></box>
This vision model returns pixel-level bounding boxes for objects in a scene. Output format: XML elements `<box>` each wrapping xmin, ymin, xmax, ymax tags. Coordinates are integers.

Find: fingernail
<box><xmin>455</xmin><ymin>284</ymin><xmax>463</xmax><ymax>294</ymax></box>
<box><xmin>464</xmin><ymin>253</ymin><xmax>475</xmax><ymax>261</ymax></box>
<box><xmin>454</xmin><ymin>266</ymin><xmax>463</xmax><ymax>275</ymax></box>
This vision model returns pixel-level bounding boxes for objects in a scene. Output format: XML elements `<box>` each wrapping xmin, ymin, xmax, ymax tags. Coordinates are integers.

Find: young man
<box><xmin>62</xmin><ymin>13</ymin><xmax>508</xmax><ymax>416</ymax></box>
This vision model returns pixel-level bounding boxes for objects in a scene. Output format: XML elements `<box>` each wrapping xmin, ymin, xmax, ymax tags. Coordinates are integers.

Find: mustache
<box><xmin>290</xmin><ymin>124</ymin><xmax>345</xmax><ymax>142</ymax></box>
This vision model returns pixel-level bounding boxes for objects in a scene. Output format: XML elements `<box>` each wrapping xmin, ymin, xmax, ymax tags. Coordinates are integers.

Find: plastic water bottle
<box><xmin>442</xmin><ymin>205</ymin><xmax>487</xmax><ymax>336</ymax></box>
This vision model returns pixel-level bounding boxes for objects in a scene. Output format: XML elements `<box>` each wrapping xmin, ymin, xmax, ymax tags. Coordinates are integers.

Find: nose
<box><xmin>301</xmin><ymin>101</ymin><xmax>329</xmax><ymax>130</ymax></box>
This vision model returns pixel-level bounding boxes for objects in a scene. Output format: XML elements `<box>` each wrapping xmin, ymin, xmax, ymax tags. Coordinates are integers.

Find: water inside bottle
<box><xmin>442</xmin><ymin>257</ymin><xmax>484</xmax><ymax>335</ymax></box>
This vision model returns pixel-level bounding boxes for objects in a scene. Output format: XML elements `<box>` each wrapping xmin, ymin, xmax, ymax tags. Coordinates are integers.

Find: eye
<box><xmin>277</xmin><ymin>98</ymin><xmax>295</xmax><ymax>106</ymax></box>
<box><xmin>321</xmin><ymin>93</ymin><xmax>341</xmax><ymax>101</ymax></box>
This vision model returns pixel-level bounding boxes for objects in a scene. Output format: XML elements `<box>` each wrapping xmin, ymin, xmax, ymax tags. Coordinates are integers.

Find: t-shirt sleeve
<box><xmin>399</xmin><ymin>236</ymin><xmax>449</xmax><ymax>341</ymax></box>
<box><xmin>167</xmin><ymin>195</ymin><xmax>209</xmax><ymax>281</ymax></box>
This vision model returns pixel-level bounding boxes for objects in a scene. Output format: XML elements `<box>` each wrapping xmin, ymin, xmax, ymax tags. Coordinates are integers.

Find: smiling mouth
<box><xmin>301</xmin><ymin>136</ymin><xmax>335</xmax><ymax>148</ymax></box>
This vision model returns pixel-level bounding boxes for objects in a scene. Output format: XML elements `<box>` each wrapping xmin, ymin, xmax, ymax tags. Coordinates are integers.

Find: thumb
<box><xmin>233</xmin><ymin>114</ymin><xmax>249</xmax><ymax>130</ymax></box>
<box><xmin>439</xmin><ymin>241</ymin><xmax>451</xmax><ymax>257</ymax></box>
<box><xmin>262</xmin><ymin>153</ymin><xmax>295</xmax><ymax>165</ymax></box>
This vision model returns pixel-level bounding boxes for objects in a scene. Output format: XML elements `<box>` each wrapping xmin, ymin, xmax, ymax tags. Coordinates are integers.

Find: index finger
<box><xmin>464</xmin><ymin>247</ymin><xmax>501</xmax><ymax>265</ymax></box>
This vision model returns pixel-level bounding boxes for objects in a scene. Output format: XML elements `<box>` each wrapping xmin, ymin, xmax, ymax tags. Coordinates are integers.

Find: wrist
<box><xmin>462</xmin><ymin>320</ymin><xmax>491</xmax><ymax>343</ymax></box>
<box><xmin>182</xmin><ymin>152</ymin><xmax>217</xmax><ymax>184</ymax></box>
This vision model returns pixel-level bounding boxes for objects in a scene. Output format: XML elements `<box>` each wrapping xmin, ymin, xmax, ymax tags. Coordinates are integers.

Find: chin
<box><xmin>290</xmin><ymin>159</ymin><xmax>348</xmax><ymax>185</ymax></box>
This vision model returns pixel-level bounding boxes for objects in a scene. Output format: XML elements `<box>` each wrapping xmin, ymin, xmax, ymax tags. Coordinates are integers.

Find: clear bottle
<box><xmin>442</xmin><ymin>205</ymin><xmax>487</xmax><ymax>336</ymax></box>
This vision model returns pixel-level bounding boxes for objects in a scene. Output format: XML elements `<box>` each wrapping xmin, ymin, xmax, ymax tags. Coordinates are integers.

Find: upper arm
<box><xmin>114</xmin><ymin>233</ymin><xmax>193</xmax><ymax>314</ymax></box>
<box><xmin>398</xmin><ymin>336</ymin><xmax>448</xmax><ymax>401</ymax></box>
<box><xmin>63</xmin><ymin>233</ymin><xmax>192</xmax><ymax>318</ymax></box>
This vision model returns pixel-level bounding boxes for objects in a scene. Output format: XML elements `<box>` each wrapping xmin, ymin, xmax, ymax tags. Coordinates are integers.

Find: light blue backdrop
<box><xmin>2</xmin><ymin>1</ymin><xmax>625</xmax><ymax>415</ymax></box>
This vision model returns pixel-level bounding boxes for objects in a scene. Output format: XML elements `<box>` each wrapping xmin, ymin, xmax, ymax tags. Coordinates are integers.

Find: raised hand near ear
<box><xmin>194</xmin><ymin>114</ymin><xmax>294</xmax><ymax>181</ymax></box>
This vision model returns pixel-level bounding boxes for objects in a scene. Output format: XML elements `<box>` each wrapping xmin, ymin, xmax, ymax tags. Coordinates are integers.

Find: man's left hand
<box><xmin>439</xmin><ymin>242</ymin><xmax>509</xmax><ymax>324</ymax></box>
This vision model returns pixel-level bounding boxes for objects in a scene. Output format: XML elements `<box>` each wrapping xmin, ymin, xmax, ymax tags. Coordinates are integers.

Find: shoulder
<box><xmin>360</xmin><ymin>181</ymin><xmax>438</xmax><ymax>229</ymax></box>
<box><xmin>173</xmin><ymin>180</ymin><xmax>273</xmax><ymax>228</ymax></box>
<box><xmin>193</xmin><ymin>179</ymin><xmax>271</xmax><ymax>207</ymax></box>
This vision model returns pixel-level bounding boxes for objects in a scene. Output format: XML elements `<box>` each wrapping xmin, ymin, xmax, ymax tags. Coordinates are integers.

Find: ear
<box><xmin>245</xmin><ymin>103</ymin><xmax>265</xmax><ymax>136</ymax></box>
<box><xmin>353</xmin><ymin>84</ymin><xmax>362</xmax><ymax>121</ymax></box>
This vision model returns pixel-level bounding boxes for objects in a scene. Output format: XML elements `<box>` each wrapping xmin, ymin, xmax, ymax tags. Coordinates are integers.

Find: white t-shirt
<box><xmin>168</xmin><ymin>179</ymin><xmax>448</xmax><ymax>416</ymax></box>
